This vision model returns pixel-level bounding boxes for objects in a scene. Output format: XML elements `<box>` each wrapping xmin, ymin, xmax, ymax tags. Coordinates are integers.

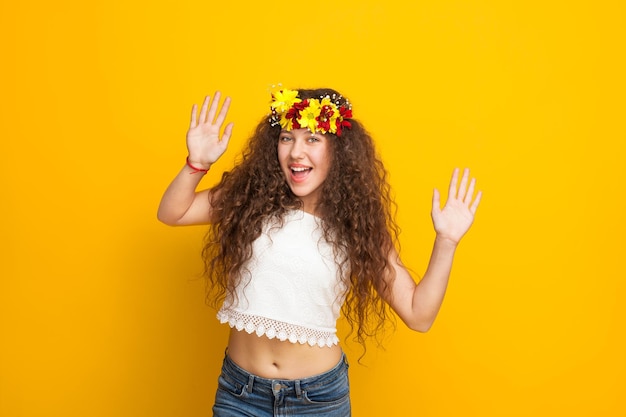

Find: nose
<box><xmin>289</xmin><ymin>137</ymin><xmax>305</xmax><ymax>159</ymax></box>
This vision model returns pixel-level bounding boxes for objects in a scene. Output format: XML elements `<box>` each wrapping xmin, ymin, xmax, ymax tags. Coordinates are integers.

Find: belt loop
<box><xmin>247</xmin><ymin>374</ymin><xmax>254</xmax><ymax>393</ymax></box>
<box><xmin>295</xmin><ymin>380</ymin><xmax>302</xmax><ymax>399</ymax></box>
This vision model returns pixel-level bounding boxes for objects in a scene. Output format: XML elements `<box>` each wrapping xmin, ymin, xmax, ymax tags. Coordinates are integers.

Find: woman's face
<box><xmin>277</xmin><ymin>128</ymin><xmax>332</xmax><ymax>214</ymax></box>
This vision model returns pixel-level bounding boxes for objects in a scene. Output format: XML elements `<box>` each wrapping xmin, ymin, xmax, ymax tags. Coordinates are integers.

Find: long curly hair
<box><xmin>202</xmin><ymin>88</ymin><xmax>400</xmax><ymax>352</ymax></box>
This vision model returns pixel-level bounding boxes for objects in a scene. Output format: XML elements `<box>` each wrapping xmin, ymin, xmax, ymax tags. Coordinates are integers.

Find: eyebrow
<box><xmin>279</xmin><ymin>130</ymin><xmax>326</xmax><ymax>140</ymax></box>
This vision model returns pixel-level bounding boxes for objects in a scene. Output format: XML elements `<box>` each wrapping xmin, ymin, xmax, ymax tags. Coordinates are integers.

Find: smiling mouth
<box><xmin>290</xmin><ymin>166</ymin><xmax>312</xmax><ymax>180</ymax></box>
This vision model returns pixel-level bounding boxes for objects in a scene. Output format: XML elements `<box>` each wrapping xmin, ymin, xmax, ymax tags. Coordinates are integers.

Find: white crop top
<box><xmin>217</xmin><ymin>210</ymin><xmax>347</xmax><ymax>347</ymax></box>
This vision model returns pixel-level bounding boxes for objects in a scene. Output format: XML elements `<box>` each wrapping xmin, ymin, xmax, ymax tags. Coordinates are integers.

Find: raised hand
<box><xmin>186</xmin><ymin>92</ymin><xmax>234</xmax><ymax>169</ymax></box>
<box><xmin>431</xmin><ymin>168</ymin><xmax>482</xmax><ymax>244</ymax></box>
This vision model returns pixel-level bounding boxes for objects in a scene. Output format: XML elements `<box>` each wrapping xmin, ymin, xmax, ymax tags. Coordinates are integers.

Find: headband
<box><xmin>269</xmin><ymin>88</ymin><xmax>352</xmax><ymax>136</ymax></box>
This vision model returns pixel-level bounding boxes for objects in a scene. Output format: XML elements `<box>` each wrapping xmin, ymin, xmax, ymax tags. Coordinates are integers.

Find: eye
<box><xmin>307</xmin><ymin>136</ymin><xmax>320</xmax><ymax>143</ymax></box>
<box><xmin>279</xmin><ymin>135</ymin><xmax>292</xmax><ymax>142</ymax></box>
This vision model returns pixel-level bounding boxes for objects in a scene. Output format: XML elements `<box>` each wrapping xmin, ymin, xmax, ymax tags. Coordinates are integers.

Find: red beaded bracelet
<box><xmin>186</xmin><ymin>156</ymin><xmax>210</xmax><ymax>175</ymax></box>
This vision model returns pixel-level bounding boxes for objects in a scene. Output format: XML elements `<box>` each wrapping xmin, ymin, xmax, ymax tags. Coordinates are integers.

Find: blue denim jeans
<box><xmin>212</xmin><ymin>352</ymin><xmax>351</xmax><ymax>416</ymax></box>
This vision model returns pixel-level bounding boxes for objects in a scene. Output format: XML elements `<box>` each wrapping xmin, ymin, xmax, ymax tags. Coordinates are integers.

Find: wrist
<box><xmin>186</xmin><ymin>156</ymin><xmax>211</xmax><ymax>174</ymax></box>
<box><xmin>434</xmin><ymin>234</ymin><xmax>460</xmax><ymax>248</ymax></box>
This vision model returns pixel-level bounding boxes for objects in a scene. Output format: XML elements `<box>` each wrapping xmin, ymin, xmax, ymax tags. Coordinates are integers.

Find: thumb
<box><xmin>432</xmin><ymin>188</ymin><xmax>441</xmax><ymax>212</ymax></box>
<box><xmin>220</xmin><ymin>122</ymin><xmax>234</xmax><ymax>147</ymax></box>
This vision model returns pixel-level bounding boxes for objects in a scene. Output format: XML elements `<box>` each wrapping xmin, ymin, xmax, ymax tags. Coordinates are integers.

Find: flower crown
<box><xmin>269</xmin><ymin>88</ymin><xmax>353</xmax><ymax>137</ymax></box>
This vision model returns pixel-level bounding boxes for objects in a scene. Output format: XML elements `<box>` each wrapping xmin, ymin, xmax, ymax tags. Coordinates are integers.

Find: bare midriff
<box><xmin>226</xmin><ymin>329</ymin><xmax>343</xmax><ymax>380</ymax></box>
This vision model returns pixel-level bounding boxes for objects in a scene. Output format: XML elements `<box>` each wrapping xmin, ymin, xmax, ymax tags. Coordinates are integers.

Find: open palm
<box><xmin>186</xmin><ymin>91</ymin><xmax>234</xmax><ymax>168</ymax></box>
<box><xmin>431</xmin><ymin>168</ymin><xmax>482</xmax><ymax>244</ymax></box>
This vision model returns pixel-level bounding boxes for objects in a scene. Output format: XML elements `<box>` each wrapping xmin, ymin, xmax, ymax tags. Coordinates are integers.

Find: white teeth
<box><xmin>291</xmin><ymin>167</ymin><xmax>310</xmax><ymax>172</ymax></box>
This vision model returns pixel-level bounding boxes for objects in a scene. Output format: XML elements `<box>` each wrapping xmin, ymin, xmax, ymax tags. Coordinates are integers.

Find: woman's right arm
<box><xmin>157</xmin><ymin>92</ymin><xmax>234</xmax><ymax>226</ymax></box>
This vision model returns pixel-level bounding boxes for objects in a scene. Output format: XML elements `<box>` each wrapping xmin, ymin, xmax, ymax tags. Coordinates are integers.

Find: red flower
<box><xmin>316</xmin><ymin>104</ymin><xmax>335</xmax><ymax>133</ymax></box>
<box><xmin>285</xmin><ymin>99</ymin><xmax>310</xmax><ymax>129</ymax></box>
<box><xmin>335</xmin><ymin>106</ymin><xmax>353</xmax><ymax>137</ymax></box>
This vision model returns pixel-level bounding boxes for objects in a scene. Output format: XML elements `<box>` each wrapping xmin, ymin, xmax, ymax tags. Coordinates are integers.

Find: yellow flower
<box><xmin>297</xmin><ymin>99</ymin><xmax>321</xmax><ymax>132</ymax></box>
<box><xmin>280</xmin><ymin>113</ymin><xmax>295</xmax><ymax>130</ymax></box>
<box><xmin>271</xmin><ymin>89</ymin><xmax>301</xmax><ymax>113</ymax></box>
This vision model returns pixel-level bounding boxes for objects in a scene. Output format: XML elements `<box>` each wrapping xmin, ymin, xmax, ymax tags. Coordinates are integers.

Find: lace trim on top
<box><xmin>217</xmin><ymin>309</ymin><xmax>339</xmax><ymax>348</ymax></box>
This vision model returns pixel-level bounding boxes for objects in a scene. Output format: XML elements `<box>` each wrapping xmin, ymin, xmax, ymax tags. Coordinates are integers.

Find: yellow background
<box><xmin>2</xmin><ymin>1</ymin><xmax>625</xmax><ymax>416</ymax></box>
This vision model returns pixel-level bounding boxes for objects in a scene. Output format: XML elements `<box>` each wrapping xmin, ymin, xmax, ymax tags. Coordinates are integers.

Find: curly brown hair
<box><xmin>202</xmin><ymin>88</ymin><xmax>400</xmax><ymax>352</ymax></box>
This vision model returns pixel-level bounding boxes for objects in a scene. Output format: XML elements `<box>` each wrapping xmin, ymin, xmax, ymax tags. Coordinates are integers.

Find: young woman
<box><xmin>158</xmin><ymin>88</ymin><xmax>482</xmax><ymax>416</ymax></box>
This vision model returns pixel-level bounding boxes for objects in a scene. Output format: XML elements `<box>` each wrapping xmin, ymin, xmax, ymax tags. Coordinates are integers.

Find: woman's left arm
<box><xmin>384</xmin><ymin>168</ymin><xmax>482</xmax><ymax>332</ymax></box>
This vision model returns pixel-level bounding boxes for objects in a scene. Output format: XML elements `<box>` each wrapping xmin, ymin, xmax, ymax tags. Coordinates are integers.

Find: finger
<box><xmin>190</xmin><ymin>104</ymin><xmax>198</xmax><ymax>128</ymax></box>
<box><xmin>448</xmin><ymin>168</ymin><xmax>460</xmax><ymax>199</ymax></box>
<box><xmin>206</xmin><ymin>91</ymin><xmax>222</xmax><ymax>124</ymax></box>
<box><xmin>464</xmin><ymin>177</ymin><xmax>476</xmax><ymax>205</ymax></box>
<box><xmin>198</xmin><ymin>95</ymin><xmax>211</xmax><ymax>124</ymax></box>
<box><xmin>214</xmin><ymin>96</ymin><xmax>231</xmax><ymax>127</ymax></box>
<box><xmin>221</xmin><ymin>122</ymin><xmax>234</xmax><ymax>144</ymax></box>
<box><xmin>470</xmin><ymin>190</ymin><xmax>482</xmax><ymax>214</ymax></box>
<box><xmin>457</xmin><ymin>168</ymin><xmax>470</xmax><ymax>201</ymax></box>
